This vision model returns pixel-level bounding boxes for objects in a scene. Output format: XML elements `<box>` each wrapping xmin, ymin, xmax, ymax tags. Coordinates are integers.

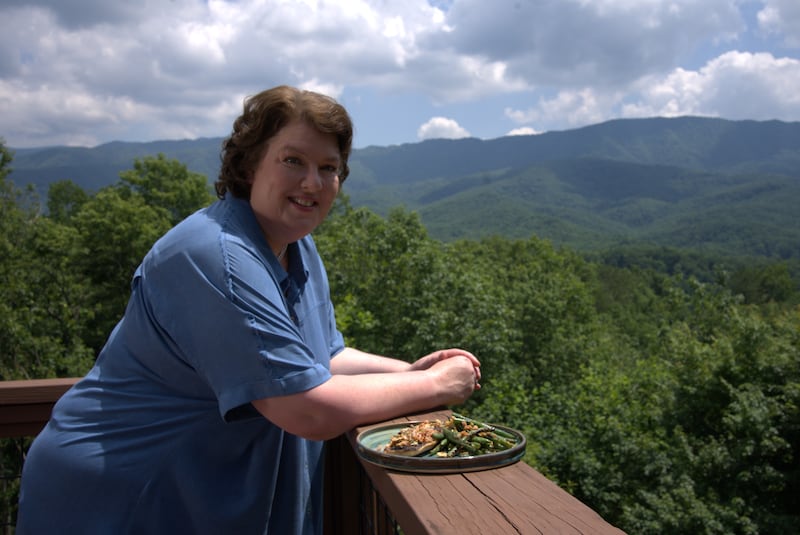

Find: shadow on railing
<box><xmin>0</xmin><ymin>379</ymin><xmax>625</xmax><ymax>534</ymax></box>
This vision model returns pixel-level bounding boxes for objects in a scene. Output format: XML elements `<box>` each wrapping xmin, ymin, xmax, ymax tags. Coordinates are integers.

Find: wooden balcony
<box><xmin>0</xmin><ymin>379</ymin><xmax>625</xmax><ymax>534</ymax></box>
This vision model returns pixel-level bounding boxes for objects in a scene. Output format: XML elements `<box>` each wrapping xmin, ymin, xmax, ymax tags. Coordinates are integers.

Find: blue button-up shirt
<box><xmin>18</xmin><ymin>196</ymin><xmax>344</xmax><ymax>534</ymax></box>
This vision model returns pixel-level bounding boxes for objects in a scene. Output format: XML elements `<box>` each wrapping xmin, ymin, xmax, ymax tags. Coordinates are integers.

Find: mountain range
<box><xmin>7</xmin><ymin>116</ymin><xmax>800</xmax><ymax>259</ymax></box>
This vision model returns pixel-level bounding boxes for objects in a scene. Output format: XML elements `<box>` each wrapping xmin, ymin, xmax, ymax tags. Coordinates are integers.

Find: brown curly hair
<box><xmin>215</xmin><ymin>85</ymin><xmax>353</xmax><ymax>199</ymax></box>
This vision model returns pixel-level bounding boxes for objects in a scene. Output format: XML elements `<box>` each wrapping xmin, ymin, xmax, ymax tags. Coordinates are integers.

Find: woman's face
<box><xmin>248</xmin><ymin>119</ymin><xmax>341</xmax><ymax>251</ymax></box>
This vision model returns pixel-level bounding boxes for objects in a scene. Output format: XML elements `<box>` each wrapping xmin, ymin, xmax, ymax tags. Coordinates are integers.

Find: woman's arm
<box><xmin>252</xmin><ymin>353</ymin><xmax>478</xmax><ymax>441</ymax></box>
<box><xmin>331</xmin><ymin>347</ymin><xmax>481</xmax><ymax>375</ymax></box>
<box><xmin>329</xmin><ymin>347</ymin><xmax>412</xmax><ymax>374</ymax></box>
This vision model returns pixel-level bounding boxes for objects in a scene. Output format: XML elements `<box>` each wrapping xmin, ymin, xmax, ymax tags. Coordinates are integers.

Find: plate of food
<box><xmin>355</xmin><ymin>413</ymin><xmax>526</xmax><ymax>474</ymax></box>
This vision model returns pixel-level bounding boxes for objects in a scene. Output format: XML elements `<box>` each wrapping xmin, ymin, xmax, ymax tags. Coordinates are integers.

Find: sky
<box><xmin>1</xmin><ymin>0</ymin><xmax>799</xmax><ymax>150</ymax></box>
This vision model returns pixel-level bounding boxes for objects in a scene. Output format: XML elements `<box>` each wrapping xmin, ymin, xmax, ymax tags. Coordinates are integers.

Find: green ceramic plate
<box><xmin>355</xmin><ymin>421</ymin><xmax>526</xmax><ymax>474</ymax></box>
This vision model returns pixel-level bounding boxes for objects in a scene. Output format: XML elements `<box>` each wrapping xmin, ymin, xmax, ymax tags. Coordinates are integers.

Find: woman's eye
<box><xmin>283</xmin><ymin>156</ymin><xmax>302</xmax><ymax>166</ymax></box>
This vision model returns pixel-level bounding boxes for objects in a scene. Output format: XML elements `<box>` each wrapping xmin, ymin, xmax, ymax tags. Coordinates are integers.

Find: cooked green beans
<box><xmin>420</xmin><ymin>414</ymin><xmax>518</xmax><ymax>458</ymax></box>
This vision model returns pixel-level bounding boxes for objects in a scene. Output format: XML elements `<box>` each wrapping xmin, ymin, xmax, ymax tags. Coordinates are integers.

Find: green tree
<box><xmin>0</xmin><ymin>217</ymin><xmax>95</xmax><ymax>379</ymax></box>
<box><xmin>0</xmin><ymin>146</ymin><xmax>94</xmax><ymax>379</ymax></box>
<box><xmin>316</xmin><ymin>202</ymin><xmax>436</xmax><ymax>356</ymax></box>
<box><xmin>531</xmin><ymin>273</ymin><xmax>800</xmax><ymax>534</ymax></box>
<box><xmin>72</xmin><ymin>154</ymin><xmax>214</xmax><ymax>352</ymax></box>
<box><xmin>0</xmin><ymin>143</ymin><xmax>96</xmax><ymax>532</ymax></box>
<box><xmin>73</xmin><ymin>187</ymin><xmax>173</xmax><ymax>352</ymax></box>
<box><xmin>47</xmin><ymin>180</ymin><xmax>89</xmax><ymax>224</ymax></box>
<box><xmin>317</xmin><ymin>202</ymin><xmax>601</xmax><ymax>428</ymax></box>
<box><xmin>118</xmin><ymin>153</ymin><xmax>214</xmax><ymax>225</ymax></box>
<box><xmin>727</xmin><ymin>262</ymin><xmax>797</xmax><ymax>305</ymax></box>
<box><xmin>0</xmin><ymin>139</ymin><xmax>11</xmax><ymax>181</ymax></box>
<box><xmin>318</xmin><ymin>198</ymin><xmax>800</xmax><ymax>534</ymax></box>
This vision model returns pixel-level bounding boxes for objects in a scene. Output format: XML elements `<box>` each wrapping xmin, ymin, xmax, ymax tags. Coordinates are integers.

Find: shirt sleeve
<box><xmin>140</xmin><ymin>228</ymin><xmax>331</xmax><ymax>420</ymax></box>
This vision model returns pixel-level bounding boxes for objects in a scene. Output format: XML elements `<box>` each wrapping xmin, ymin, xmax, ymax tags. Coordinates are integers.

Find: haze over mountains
<box><xmin>8</xmin><ymin>116</ymin><xmax>800</xmax><ymax>259</ymax></box>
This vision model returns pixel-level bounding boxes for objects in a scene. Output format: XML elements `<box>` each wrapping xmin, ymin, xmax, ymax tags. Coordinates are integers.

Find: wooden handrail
<box><xmin>0</xmin><ymin>380</ymin><xmax>626</xmax><ymax>534</ymax></box>
<box><xmin>0</xmin><ymin>378</ymin><xmax>79</xmax><ymax>438</ymax></box>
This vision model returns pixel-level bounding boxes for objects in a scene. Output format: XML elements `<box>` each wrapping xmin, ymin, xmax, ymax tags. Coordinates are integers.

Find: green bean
<box><xmin>442</xmin><ymin>427</ymin><xmax>480</xmax><ymax>454</ymax></box>
<box><xmin>427</xmin><ymin>438</ymin><xmax>448</xmax><ymax>456</ymax></box>
<box><xmin>452</xmin><ymin>414</ymin><xmax>505</xmax><ymax>434</ymax></box>
<box><xmin>489</xmin><ymin>434</ymin><xmax>515</xmax><ymax>450</ymax></box>
<box><xmin>465</xmin><ymin>426</ymin><xmax>492</xmax><ymax>439</ymax></box>
<box><xmin>472</xmin><ymin>436</ymin><xmax>494</xmax><ymax>447</ymax></box>
<box><xmin>489</xmin><ymin>427</ymin><xmax>517</xmax><ymax>440</ymax></box>
<box><xmin>451</xmin><ymin>412</ymin><xmax>482</xmax><ymax>424</ymax></box>
<box><xmin>387</xmin><ymin>415</ymin><xmax>518</xmax><ymax>458</ymax></box>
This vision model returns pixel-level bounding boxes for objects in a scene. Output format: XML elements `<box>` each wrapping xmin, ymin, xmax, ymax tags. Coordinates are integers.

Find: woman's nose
<box><xmin>300</xmin><ymin>166</ymin><xmax>323</xmax><ymax>191</ymax></box>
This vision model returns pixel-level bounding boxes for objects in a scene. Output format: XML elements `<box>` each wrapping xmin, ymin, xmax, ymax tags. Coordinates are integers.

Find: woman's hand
<box><xmin>410</xmin><ymin>348</ymin><xmax>481</xmax><ymax>390</ymax></box>
<box><xmin>428</xmin><ymin>356</ymin><xmax>481</xmax><ymax>405</ymax></box>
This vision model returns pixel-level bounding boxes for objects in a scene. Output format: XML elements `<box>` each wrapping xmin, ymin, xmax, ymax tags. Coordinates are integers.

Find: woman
<box><xmin>17</xmin><ymin>85</ymin><xmax>480</xmax><ymax>534</ymax></box>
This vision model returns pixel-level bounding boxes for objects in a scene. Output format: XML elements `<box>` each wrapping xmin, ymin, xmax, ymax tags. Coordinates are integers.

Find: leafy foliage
<box><xmin>75</xmin><ymin>155</ymin><xmax>215</xmax><ymax>350</ymax></box>
<box><xmin>0</xmin><ymin>140</ymin><xmax>11</xmax><ymax>181</ymax></box>
<box><xmin>532</xmin><ymin>278</ymin><xmax>800</xmax><ymax>534</ymax></box>
<box><xmin>118</xmin><ymin>153</ymin><xmax>215</xmax><ymax>225</ymax></box>
<box><xmin>317</xmin><ymin>196</ymin><xmax>799</xmax><ymax>534</ymax></box>
<box><xmin>0</xmin><ymin>155</ymin><xmax>94</xmax><ymax>379</ymax></box>
<box><xmin>47</xmin><ymin>180</ymin><xmax>89</xmax><ymax>224</ymax></box>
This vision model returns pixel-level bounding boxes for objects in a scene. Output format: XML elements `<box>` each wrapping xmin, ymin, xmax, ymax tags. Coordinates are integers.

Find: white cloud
<box><xmin>426</xmin><ymin>0</ymin><xmax>744</xmax><ymax>88</ymax></box>
<box><xmin>506</xmin><ymin>127</ymin><xmax>539</xmax><ymax>137</ymax></box>
<box><xmin>504</xmin><ymin>89</ymin><xmax>620</xmax><ymax>130</ymax></box>
<box><xmin>503</xmin><ymin>50</ymin><xmax>800</xmax><ymax>132</ymax></box>
<box><xmin>0</xmin><ymin>0</ymin><xmax>797</xmax><ymax>148</ymax></box>
<box><xmin>0</xmin><ymin>0</ymin><xmax>456</xmax><ymax>146</ymax></box>
<box><xmin>623</xmin><ymin>51</ymin><xmax>800</xmax><ymax>120</ymax></box>
<box><xmin>758</xmin><ymin>0</ymin><xmax>800</xmax><ymax>47</ymax></box>
<box><xmin>0</xmin><ymin>0</ymin><xmax>156</xmax><ymax>29</ymax></box>
<box><xmin>417</xmin><ymin>117</ymin><xmax>471</xmax><ymax>140</ymax></box>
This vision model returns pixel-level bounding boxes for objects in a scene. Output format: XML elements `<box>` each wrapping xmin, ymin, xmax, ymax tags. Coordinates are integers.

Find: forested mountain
<box><xmin>8</xmin><ymin>116</ymin><xmax>800</xmax><ymax>258</ymax></box>
<box><xmin>10</xmin><ymin>137</ymin><xmax>223</xmax><ymax>193</ymax></box>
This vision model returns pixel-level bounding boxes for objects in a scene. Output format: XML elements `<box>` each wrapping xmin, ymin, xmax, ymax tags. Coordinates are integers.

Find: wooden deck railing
<box><xmin>0</xmin><ymin>378</ymin><xmax>79</xmax><ymax>438</ymax></box>
<box><xmin>0</xmin><ymin>379</ymin><xmax>625</xmax><ymax>534</ymax></box>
